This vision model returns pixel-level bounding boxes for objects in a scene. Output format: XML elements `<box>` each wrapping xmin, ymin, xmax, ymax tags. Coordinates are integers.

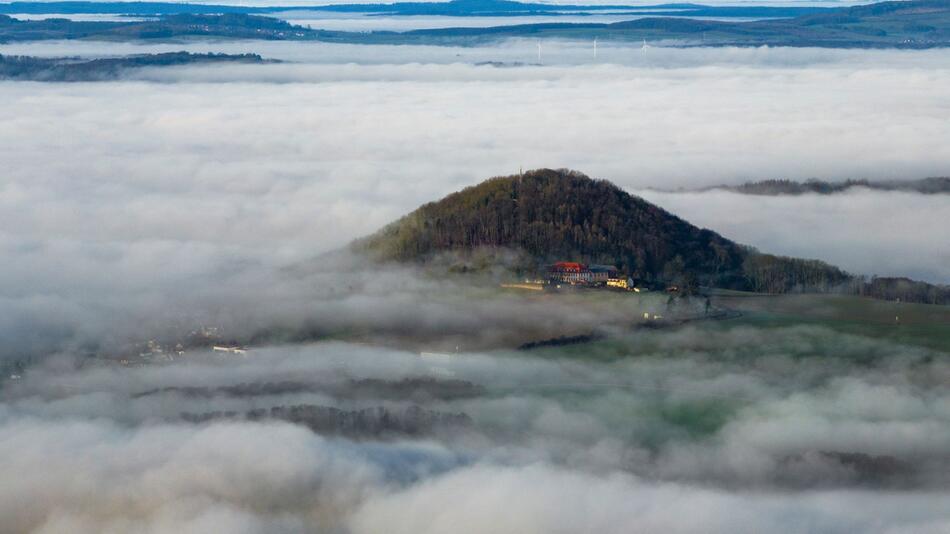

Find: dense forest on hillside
<box><xmin>860</xmin><ymin>276</ymin><xmax>950</xmax><ymax>305</ymax></box>
<box><xmin>357</xmin><ymin>169</ymin><xmax>950</xmax><ymax>304</ymax></box>
<box><xmin>359</xmin><ymin>169</ymin><xmax>846</xmax><ymax>293</ymax></box>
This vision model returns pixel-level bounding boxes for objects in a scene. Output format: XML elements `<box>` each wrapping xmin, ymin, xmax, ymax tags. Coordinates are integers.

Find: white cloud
<box><xmin>1</xmin><ymin>30</ymin><xmax>948</xmax><ymax>534</ymax></box>
<box><xmin>349</xmin><ymin>464</ymin><xmax>950</xmax><ymax>534</ymax></box>
<box><xmin>2</xmin><ymin>324</ymin><xmax>950</xmax><ymax>533</ymax></box>
<box><xmin>0</xmin><ymin>43</ymin><xmax>947</xmax><ymax>363</ymax></box>
<box><xmin>1</xmin><ymin>45</ymin><xmax>947</xmax><ymax>251</ymax></box>
<box><xmin>637</xmin><ymin>189</ymin><xmax>950</xmax><ymax>283</ymax></box>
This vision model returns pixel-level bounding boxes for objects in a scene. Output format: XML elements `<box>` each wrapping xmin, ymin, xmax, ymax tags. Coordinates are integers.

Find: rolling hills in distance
<box><xmin>671</xmin><ymin>177</ymin><xmax>950</xmax><ymax>196</ymax></box>
<box><xmin>0</xmin><ymin>0</ymin><xmax>948</xmax><ymax>48</ymax></box>
<box><xmin>0</xmin><ymin>0</ymin><xmax>833</xmax><ymax>18</ymax></box>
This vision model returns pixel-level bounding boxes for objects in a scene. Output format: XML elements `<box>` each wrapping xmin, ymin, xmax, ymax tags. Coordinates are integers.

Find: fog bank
<box><xmin>3</xmin><ymin>43</ymin><xmax>949</xmax><ymax>366</ymax></box>
<box><xmin>3</xmin><ymin>326</ymin><xmax>949</xmax><ymax>533</ymax></box>
<box><xmin>637</xmin><ymin>189</ymin><xmax>950</xmax><ymax>283</ymax></box>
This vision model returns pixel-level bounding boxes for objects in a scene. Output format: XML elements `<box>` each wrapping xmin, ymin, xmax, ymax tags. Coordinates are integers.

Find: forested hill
<box><xmin>357</xmin><ymin>169</ymin><xmax>846</xmax><ymax>292</ymax></box>
<box><xmin>356</xmin><ymin>169</ymin><xmax>950</xmax><ymax>304</ymax></box>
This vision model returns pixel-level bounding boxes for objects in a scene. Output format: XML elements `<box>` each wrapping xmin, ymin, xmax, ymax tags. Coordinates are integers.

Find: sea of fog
<box><xmin>7</xmin><ymin>12</ymin><xmax>727</xmax><ymax>31</ymax></box>
<box><xmin>1</xmin><ymin>36</ymin><xmax>949</xmax><ymax>533</ymax></box>
<box><xmin>272</xmin><ymin>13</ymin><xmax>671</xmax><ymax>32</ymax></box>
<box><xmin>2</xmin><ymin>42</ymin><xmax>948</xmax><ymax>283</ymax></box>
<box><xmin>3</xmin><ymin>327</ymin><xmax>950</xmax><ymax>533</ymax></box>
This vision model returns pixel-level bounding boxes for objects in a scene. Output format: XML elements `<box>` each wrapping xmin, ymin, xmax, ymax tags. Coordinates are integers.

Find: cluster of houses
<box><xmin>113</xmin><ymin>326</ymin><xmax>250</xmax><ymax>366</ymax></box>
<box><xmin>545</xmin><ymin>261</ymin><xmax>639</xmax><ymax>291</ymax></box>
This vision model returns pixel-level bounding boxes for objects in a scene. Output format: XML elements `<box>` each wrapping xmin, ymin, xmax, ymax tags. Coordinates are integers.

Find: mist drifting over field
<box><xmin>2</xmin><ymin>31</ymin><xmax>949</xmax><ymax>534</ymax></box>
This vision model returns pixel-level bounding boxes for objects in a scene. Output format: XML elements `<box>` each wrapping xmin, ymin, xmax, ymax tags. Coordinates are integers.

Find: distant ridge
<box><xmin>685</xmin><ymin>177</ymin><xmax>950</xmax><ymax>196</ymax></box>
<box><xmin>1</xmin><ymin>0</ymin><xmax>948</xmax><ymax>48</ymax></box>
<box><xmin>0</xmin><ymin>0</ymin><xmax>833</xmax><ymax>18</ymax></box>
<box><xmin>354</xmin><ymin>169</ymin><xmax>950</xmax><ymax>304</ymax></box>
<box><xmin>0</xmin><ymin>52</ymin><xmax>268</xmax><ymax>81</ymax></box>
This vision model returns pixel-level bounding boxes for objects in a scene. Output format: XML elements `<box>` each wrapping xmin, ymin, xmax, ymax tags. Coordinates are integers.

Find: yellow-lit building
<box><xmin>607</xmin><ymin>277</ymin><xmax>636</xmax><ymax>290</ymax></box>
<box><xmin>607</xmin><ymin>277</ymin><xmax>629</xmax><ymax>289</ymax></box>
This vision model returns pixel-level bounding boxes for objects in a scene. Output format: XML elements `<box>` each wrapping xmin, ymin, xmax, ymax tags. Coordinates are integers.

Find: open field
<box><xmin>317</xmin><ymin>271</ymin><xmax>949</xmax><ymax>358</ymax></box>
<box><xmin>710</xmin><ymin>291</ymin><xmax>950</xmax><ymax>351</ymax></box>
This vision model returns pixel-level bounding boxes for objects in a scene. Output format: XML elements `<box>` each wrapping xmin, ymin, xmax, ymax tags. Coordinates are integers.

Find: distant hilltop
<box><xmin>356</xmin><ymin>168</ymin><xmax>754</xmax><ymax>290</ymax></box>
<box><xmin>354</xmin><ymin>169</ymin><xmax>950</xmax><ymax>305</ymax></box>
<box><xmin>685</xmin><ymin>177</ymin><xmax>950</xmax><ymax>196</ymax></box>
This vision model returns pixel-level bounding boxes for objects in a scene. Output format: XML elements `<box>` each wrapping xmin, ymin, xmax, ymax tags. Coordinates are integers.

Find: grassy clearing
<box><xmin>710</xmin><ymin>292</ymin><xmax>950</xmax><ymax>351</ymax></box>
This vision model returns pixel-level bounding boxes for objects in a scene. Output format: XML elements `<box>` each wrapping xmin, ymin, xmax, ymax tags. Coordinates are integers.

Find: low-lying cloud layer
<box><xmin>3</xmin><ymin>325</ymin><xmax>949</xmax><ymax>533</ymax></box>
<box><xmin>1</xmin><ymin>43</ymin><xmax>948</xmax><ymax>361</ymax></box>
<box><xmin>637</xmin><ymin>189</ymin><xmax>950</xmax><ymax>283</ymax></box>
<box><xmin>2</xmin><ymin>40</ymin><xmax>948</xmax><ymax>532</ymax></box>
